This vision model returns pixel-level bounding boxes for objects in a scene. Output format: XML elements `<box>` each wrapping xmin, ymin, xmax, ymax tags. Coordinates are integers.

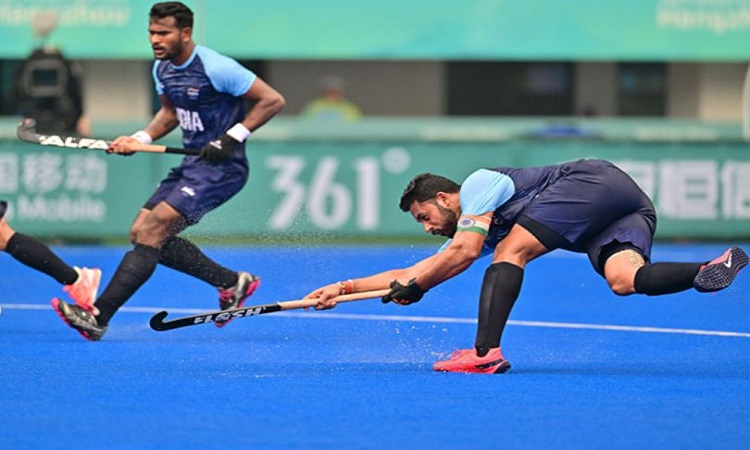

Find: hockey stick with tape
<box><xmin>149</xmin><ymin>289</ymin><xmax>391</xmax><ymax>331</ymax></box>
<box><xmin>16</xmin><ymin>118</ymin><xmax>200</xmax><ymax>156</ymax></box>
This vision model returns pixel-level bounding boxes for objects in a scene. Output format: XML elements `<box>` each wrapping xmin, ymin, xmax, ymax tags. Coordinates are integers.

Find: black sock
<box><xmin>4</xmin><ymin>233</ymin><xmax>77</xmax><ymax>285</ymax></box>
<box><xmin>95</xmin><ymin>244</ymin><xmax>160</xmax><ymax>325</ymax></box>
<box><xmin>159</xmin><ymin>236</ymin><xmax>238</xmax><ymax>288</ymax></box>
<box><xmin>475</xmin><ymin>262</ymin><xmax>524</xmax><ymax>357</ymax></box>
<box><xmin>634</xmin><ymin>262</ymin><xmax>704</xmax><ymax>296</ymax></box>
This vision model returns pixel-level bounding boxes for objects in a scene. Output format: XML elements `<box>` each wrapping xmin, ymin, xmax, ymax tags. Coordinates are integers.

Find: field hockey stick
<box><xmin>16</xmin><ymin>118</ymin><xmax>200</xmax><ymax>156</ymax></box>
<box><xmin>149</xmin><ymin>289</ymin><xmax>391</xmax><ymax>332</ymax></box>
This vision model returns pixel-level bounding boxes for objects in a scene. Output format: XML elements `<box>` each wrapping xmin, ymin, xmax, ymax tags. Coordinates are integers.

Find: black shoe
<box><xmin>693</xmin><ymin>247</ymin><xmax>749</xmax><ymax>293</ymax></box>
<box><xmin>51</xmin><ymin>298</ymin><xmax>107</xmax><ymax>341</ymax></box>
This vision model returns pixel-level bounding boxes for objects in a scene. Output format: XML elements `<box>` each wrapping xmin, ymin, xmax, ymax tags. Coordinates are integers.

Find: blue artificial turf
<box><xmin>1</xmin><ymin>244</ymin><xmax>749</xmax><ymax>449</ymax></box>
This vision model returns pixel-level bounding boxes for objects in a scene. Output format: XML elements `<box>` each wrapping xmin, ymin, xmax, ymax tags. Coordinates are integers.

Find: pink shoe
<box><xmin>433</xmin><ymin>347</ymin><xmax>511</xmax><ymax>374</ymax></box>
<box><xmin>63</xmin><ymin>267</ymin><xmax>101</xmax><ymax>315</ymax></box>
<box><xmin>215</xmin><ymin>272</ymin><xmax>260</xmax><ymax>328</ymax></box>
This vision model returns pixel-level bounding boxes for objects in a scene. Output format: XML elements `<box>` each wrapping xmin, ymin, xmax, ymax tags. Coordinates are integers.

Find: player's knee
<box><xmin>128</xmin><ymin>222</ymin><xmax>144</xmax><ymax>244</ymax></box>
<box><xmin>610</xmin><ymin>285</ymin><xmax>635</xmax><ymax>297</ymax></box>
<box><xmin>130</xmin><ymin>221</ymin><xmax>155</xmax><ymax>243</ymax></box>
<box><xmin>492</xmin><ymin>244</ymin><xmax>544</xmax><ymax>267</ymax></box>
<box><xmin>133</xmin><ymin>218</ymin><xmax>174</xmax><ymax>247</ymax></box>
<box><xmin>0</xmin><ymin>221</ymin><xmax>13</xmax><ymax>250</ymax></box>
<box><xmin>606</xmin><ymin>273</ymin><xmax>637</xmax><ymax>296</ymax></box>
<box><xmin>603</xmin><ymin>248</ymin><xmax>643</xmax><ymax>296</ymax></box>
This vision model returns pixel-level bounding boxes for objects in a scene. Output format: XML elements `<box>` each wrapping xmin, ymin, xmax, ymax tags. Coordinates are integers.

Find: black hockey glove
<box><xmin>381</xmin><ymin>278</ymin><xmax>428</xmax><ymax>305</ymax></box>
<box><xmin>199</xmin><ymin>134</ymin><xmax>239</xmax><ymax>163</ymax></box>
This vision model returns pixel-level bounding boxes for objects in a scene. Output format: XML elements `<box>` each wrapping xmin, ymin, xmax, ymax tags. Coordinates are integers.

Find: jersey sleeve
<box><xmin>459</xmin><ymin>169</ymin><xmax>515</xmax><ymax>216</ymax></box>
<box><xmin>152</xmin><ymin>61</ymin><xmax>163</xmax><ymax>95</ymax></box>
<box><xmin>199</xmin><ymin>47</ymin><xmax>256</xmax><ymax>96</ymax></box>
<box><xmin>435</xmin><ymin>169</ymin><xmax>514</xmax><ymax>258</ymax></box>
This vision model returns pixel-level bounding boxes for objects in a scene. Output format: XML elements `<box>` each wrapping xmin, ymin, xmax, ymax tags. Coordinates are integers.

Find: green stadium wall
<box><xmin>1</xmin><ymin>117</ymin><xmax>748</xmax><ymax>241</ymax></box>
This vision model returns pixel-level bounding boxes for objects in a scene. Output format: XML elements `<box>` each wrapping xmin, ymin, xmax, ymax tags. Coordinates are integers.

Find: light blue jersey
<box><xmin>459</xmin><ymin>169</ymin><xmax>515</xmax><ymax>217</ymax></box>
<box><xmin>152</xmin><ymin>45</ymin><xmax>256</xmax><ymax>153</ymax></box>
<box><xmin>439</xmin><ymin>169</ymin><xmax>515</xmax><ymax>257</ymax></box>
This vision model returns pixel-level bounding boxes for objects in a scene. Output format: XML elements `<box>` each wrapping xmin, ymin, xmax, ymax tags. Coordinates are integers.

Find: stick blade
<box><xmin>149</xmin><ymin>310</ymin><xmax>171</xmax><ymax>331</ymax></box>
<box><xmin>16</xmin><ymin>118</ymin><xmax>42</xmax><ymax>143</ymax></box>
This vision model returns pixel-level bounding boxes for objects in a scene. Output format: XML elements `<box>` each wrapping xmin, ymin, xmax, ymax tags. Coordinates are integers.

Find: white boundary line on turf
<box><xmin>3</xmin><ymin>303</ymin><xmax>750</xmax><ymax>339</ymax></box>
<box><xmin>286</xmin><ymin>312</ymin><xmax>750</xmax><ymax>338</ymax></box>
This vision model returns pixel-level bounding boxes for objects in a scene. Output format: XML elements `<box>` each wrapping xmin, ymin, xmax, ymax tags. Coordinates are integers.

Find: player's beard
<box><xmin>155</xmin><ymin>41</ymin><xmax>183</xmax><ymax>61</ymax></box>
<box><xmin>435</xmin><ymin>205</ymin><xmax>458</xmax><ymax>238</ymax></box>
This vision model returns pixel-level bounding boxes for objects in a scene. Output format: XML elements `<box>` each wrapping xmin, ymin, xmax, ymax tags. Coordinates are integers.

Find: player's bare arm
<box><xmin>305</xmin><ymin>254</ymin><xmax>440</xmax><ymax>309</ymax></box>
<box><xmin>380</xmin><ymin>213</ymin><xmax>490</xmax><ymax>306</ymax></box>
<box><xmin>197</xmin><ymin>78</ymin><xmax>285</xmax><ymax>164</ymax></box>
<box><xmin>412</xmin><ymin>213</ymin><xmax>491</xmax><ymax>290</ymax></box>
<box><xmin>143</xmin><ymin>96</ymin><xmax>180</xmax><ymax>139</ymax></box>
<box><xmin>108</xmin><ymin>96</ymin><xmax>179</xmax><ymax>155</ymax></box>
<box><xmin>239</xmin><ymin>77</ymin><xmax>286</xmax><ymax>132</ymax></box>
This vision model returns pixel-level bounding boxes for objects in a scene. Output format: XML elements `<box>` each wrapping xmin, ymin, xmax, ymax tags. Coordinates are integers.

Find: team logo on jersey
<box><xmin>187</xmin><ymin>86</ymin><xmax>200</xmax><ymax>99</ymax></box>
<box><xmin>175</xmin><ymin>107</ymin><xmax>205</xmax><ymax>131</ymax></box>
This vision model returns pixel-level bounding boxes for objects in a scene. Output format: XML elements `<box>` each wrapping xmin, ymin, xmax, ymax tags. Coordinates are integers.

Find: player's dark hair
<box><xmin>150</xmin><ymin>2</ymin><xmax>194</xmax><ymax>29</ymax></box>
<box><xmin>399</xmin><ymin>173</ymin><xmax>460</xmax><ymax>212</ymax></box>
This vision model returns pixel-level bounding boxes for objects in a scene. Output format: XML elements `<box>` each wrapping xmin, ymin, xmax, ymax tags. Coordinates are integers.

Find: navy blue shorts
<box><xmin>516</xmin><ymin>159</ymin><xmax>657</xmax><ymax>275</ymax></box>
<box><xmin>145</xmin><ymin>158</ymin><xmax>249</xmax><ymax>225</ymax></box>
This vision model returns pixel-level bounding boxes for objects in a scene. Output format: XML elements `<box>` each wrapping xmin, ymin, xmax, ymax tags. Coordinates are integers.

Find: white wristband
<box><xmin>131</xmin><ymin>130</ymin><xmax>153</xmax><ymax>145</ymax></box>
<box><xmin>226</xmin><ymin>123</ymin><xmax>251</xmax><ymax>142</ymax></box>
